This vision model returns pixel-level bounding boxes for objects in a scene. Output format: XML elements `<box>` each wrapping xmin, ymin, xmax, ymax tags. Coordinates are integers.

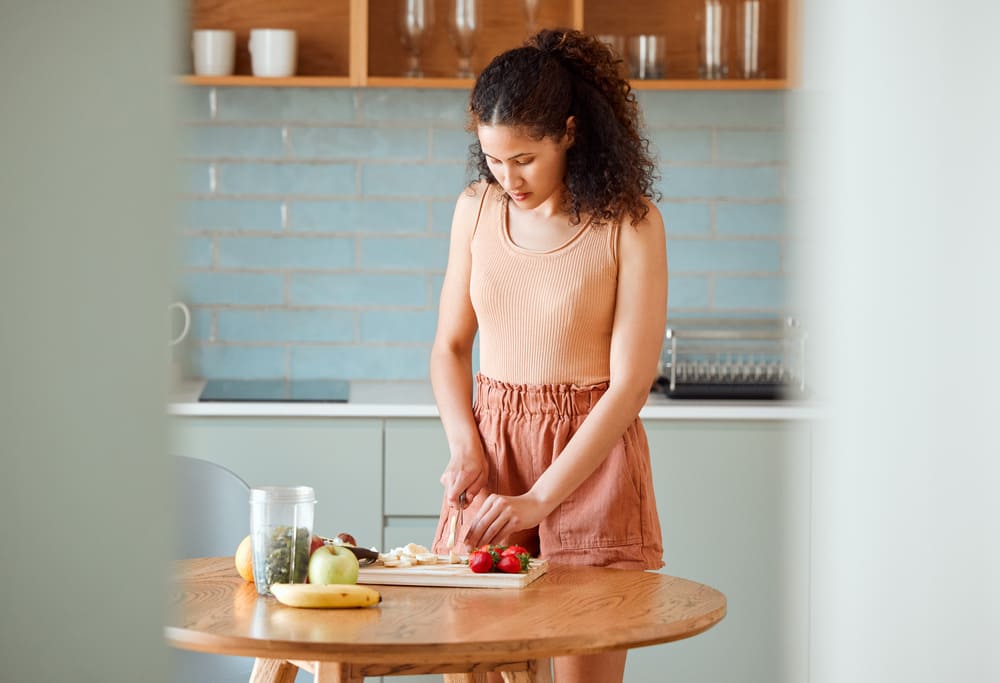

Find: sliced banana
<box><xmin>374</xmin><ymin>542</ymin><xmax>443</xmax><ymax>568</ymax></box>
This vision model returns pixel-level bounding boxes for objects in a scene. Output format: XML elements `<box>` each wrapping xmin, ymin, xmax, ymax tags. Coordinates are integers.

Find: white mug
<box><xmin>248</xmin><ymin>29</ymin><xmax>297</xmax><ymax>77</ymax></box>
<box><xmin>192</xmin><ymin>29</ymin><xmax>236</xmax><ymax>76</ymax></box>
<box><xmin>168</xmin><ymin>302</ymin><xmax>191</xmax><ymax>347</ymax></box>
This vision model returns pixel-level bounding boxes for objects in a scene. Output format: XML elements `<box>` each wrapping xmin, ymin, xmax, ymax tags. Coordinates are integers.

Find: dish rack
<box><xmin>656</xmin><ymin>317</ymin><xmax>808</xmax><ymax>400</ymax></box>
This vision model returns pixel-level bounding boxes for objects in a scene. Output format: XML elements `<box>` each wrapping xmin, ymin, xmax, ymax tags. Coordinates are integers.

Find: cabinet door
<box><xmin>384</xmin><ymin>418</ymin><xmax>450</xmax><ymax>515</ymax></box>
<box><xmin>378</xmin><ymin>418</ymin><xmax>451</xmax><ymax>683</ymax></box>
<box><xmin>625</xmin><ymin>420</ymin><xmax>811</xmax><ymax>683</ymax></box>
<box><xmin>170</xmin><ymin>417</ymin><xmax>384</xmax><ymax>551</ymax></box>
<box><xmin>382</xmin><ymin>418</ymin><xmax>450</xmax><ymax>551</ymax></box>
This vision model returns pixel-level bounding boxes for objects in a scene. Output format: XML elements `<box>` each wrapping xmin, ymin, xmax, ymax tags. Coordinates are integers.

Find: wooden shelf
<box><xmin>365</xmin><ymin>76</ymin><xmax>475</xmax><ymax>89</ymax></box>
<box><xmin>630</xmin><ymin>78</ymin><xmax>789</xmax><ymax>91</ymax></box>
<box><xmin>180</xmin><ymin>75</ymin><xmax>353</xmax><ymax>88</ymax></box>
<box><xmin>366</xmin><ymin>0</ymin><xmax>577</xmax><ymax>80</ymax></box>
<box><xmin>186</xmin><ymin>0</ymin><xmax>351</xmax><ymax>80</ymax></box>
<box><xmin>182</xmin><ymin>0</ymin><xmax>796</xmax><ymax>90</ymax></box>
<box><xmin>584</xmin><ymin>0</ymin><xmax>788</xmax><ymax>81</ymax></box>
<box><xmin>179</xmin><ymin>75</ymin><xmax>786</xmax><ymax>91</ymax></box>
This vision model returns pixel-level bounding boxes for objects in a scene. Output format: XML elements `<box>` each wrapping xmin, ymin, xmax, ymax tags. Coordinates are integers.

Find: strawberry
<box><xmin>478</xmin><ymin>544</ymin><xmax>504</xmax><ymax>566</ymax></box>
<box><xmin>468</xmin><ymin>550</ymin><xmax>494</xmax><ymax>573</ymax></box>
<box><xmin>497</xmin><ymin>553</ymin><xmax>529</xmax><ymax>573</ymax></box>
<box><xmin>501</xmin><ymin>545</ymin><xmax>529</xmax><ymax>557</ymax></box>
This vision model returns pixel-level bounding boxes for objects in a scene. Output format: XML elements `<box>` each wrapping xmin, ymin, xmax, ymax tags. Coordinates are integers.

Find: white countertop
<box><xmin>167</xmin><ymin>380</ymin><xmax>820</xmax><ymax>421</ymax></box>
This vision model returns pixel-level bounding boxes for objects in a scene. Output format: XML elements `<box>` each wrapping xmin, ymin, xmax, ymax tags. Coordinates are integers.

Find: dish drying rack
<box><xmin>656</xmin><ymin>317</ymin><xmax>808</xmax><ymax>400</ymax></box>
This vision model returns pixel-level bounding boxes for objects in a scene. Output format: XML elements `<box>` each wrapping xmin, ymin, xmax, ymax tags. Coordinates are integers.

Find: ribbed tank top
<box><xmin>469</xmin><ymin>183</ymin><xmax>620</xmax><ymax>386</ymax></box>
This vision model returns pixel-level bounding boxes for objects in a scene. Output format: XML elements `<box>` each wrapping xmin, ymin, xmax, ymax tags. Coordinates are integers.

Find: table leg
<box><xmin>501</xmin><ymin>658</ymin><xmax>553</xmax><ymax>683</ymax></box>
<box><xmin>249</xmin><ymin>658</ymin><xmax>299</xmax><ymax>683</ymax></box>
<box><xmin>313</xmin><ymin>661</ymin><xmax>363</xmax><ymax>683</ymax></box>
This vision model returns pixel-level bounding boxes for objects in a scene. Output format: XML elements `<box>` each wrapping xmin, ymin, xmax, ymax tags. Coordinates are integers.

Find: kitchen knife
<box><xmin>447</xmin><ymin>491</ymin><xmax>467</xmax><ymax>564</ymax></box>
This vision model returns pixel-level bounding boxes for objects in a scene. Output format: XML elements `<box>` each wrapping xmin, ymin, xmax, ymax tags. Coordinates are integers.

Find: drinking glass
<box><xmin>596</xmin><ymin>34</ymin><xmax>626</xmax><ymax>61</ymax></box>
<box><xmin>698</xmin><ymin>0</ymin><xmax>729</xmax><ymax>79</ymax></box>
<box><xmin>626</xmin><ymin>35</ymin><xmax>667</xmax><ymax>79</ymax></box>
<box><xmin>400</xmin><ymin>0</ymin><xmax>434</xmax><ymax>77</ymax></box>
<box><xmin>736</xmin><ymin>0</ymin><xmax>764</xmax><ymax>78</ymax></box>
<box><xmin>523</xmin><ymin>0</ymin><xmax>541</xmax><ymax>34</ymax></box>
<box><xmin>449</xmin><ymin>0</ymin><xmax>482</xmax><ymax>78</ymax></box>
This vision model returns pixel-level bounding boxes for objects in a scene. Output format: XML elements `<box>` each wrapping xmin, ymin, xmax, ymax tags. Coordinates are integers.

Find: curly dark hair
<box><xmin>467</xmin><ymin>28</ymin><xmax>659</xmax><ymax>226</ymax></box>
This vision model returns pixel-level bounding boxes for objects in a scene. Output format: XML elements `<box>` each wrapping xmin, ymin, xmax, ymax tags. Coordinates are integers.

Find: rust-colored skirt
<box><xmin>432</xmin><ymin>374</ymin><xmax>664</xmax><ymax>570</ymax></box>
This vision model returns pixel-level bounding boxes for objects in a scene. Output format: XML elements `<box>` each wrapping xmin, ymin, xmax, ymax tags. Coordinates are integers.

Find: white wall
<box><xmin>793</xmin><ymin>2</ymin><xmax>999</xmax><ymax>682</ymax></box>
<box><xmin>0</xmin><ymin>3</ymin><xmax>177</xmax><ymax>681</ymax></box>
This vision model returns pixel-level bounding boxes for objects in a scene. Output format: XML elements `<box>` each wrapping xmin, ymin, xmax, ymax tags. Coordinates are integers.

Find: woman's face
<box><xmin>477</xmin><ymin>123</ymin><xmax>573</xmax><ymax>211</ymax></box>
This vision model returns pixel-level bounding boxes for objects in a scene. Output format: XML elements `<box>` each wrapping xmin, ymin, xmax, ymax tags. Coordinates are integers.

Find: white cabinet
<box><xmin>626</xmin><ymin>421</ymin><xmax>811</xmax><ymax>683</ymax></box>
<box><xmin>382</xmin><ymin>418</ymin><xmax>450</xmax><ymax>554</ymax></box>
<box><xmin>170</xmin><ymin>414</ymin><xmax>811</xmax><ymax>683</ymax></box>
<box><xmin>170</xmin><ymin>417</ymin><xmax>384</xmax><ymax>551</ymax></box>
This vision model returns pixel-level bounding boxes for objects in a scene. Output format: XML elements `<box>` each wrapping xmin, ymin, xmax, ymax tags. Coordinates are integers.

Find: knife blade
<box><xmin>447</xmin><ymin>491</ymin><xmax>467</xmax><ymax>564</ymax></box>
<box><xmin>446</xmin><ymin>509</ymin><xmax>459</xmax><ymax>563</ymax></box>
<box><xmin>457</xmin><ymin>490</ymin><xmax>466</xmax><ymax>537</ymax></box>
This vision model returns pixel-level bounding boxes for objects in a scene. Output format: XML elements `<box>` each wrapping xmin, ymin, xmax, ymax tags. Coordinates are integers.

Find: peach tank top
<box><xmin>469</xmin><ymin>184</ymin><xmax>620</xmax><ymax>386</ymax></box>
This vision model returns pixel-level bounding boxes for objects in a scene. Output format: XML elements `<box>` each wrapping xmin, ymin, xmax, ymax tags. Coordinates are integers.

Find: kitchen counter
<box><xmin>168</xmin><ymin>380</ymin><xmax>820</xmax><ymax>421</ymax></box>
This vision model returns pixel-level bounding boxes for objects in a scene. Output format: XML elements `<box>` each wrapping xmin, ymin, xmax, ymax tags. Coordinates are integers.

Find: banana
<box><xmin>270</xmin><ymin>583</ymin><xmax>381</xmax><ymax>609</ymax></box>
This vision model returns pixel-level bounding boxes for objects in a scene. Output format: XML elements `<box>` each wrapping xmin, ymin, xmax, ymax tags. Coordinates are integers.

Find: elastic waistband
<box><xmin>474</xmin><ymin>373</ymin><xmax>609</xmax><ymax>417</ymax></box>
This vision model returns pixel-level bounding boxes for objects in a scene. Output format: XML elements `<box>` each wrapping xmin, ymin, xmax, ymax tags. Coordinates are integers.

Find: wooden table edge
<box><xmin>164</xmin><ymin>601</ymin><xmax>726</xmax><ymax>664</ymax></box>
<box><xmin>166</xmin><ymin>557</ymin><xmax>727</xmax><ymax>666</ymax></box>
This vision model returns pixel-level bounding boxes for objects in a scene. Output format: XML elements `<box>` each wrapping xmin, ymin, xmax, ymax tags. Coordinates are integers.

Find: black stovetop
<box><xmin>198</xmin><ymin>379</ymin><xmax>350</xmax><ymax>403</ymax></box>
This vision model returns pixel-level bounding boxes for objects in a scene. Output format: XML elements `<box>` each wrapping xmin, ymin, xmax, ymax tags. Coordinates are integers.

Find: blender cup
<box><xmin>249</xmin><ymin>486</ymin><xmax>316</xmax><ymax>596</ymax></box>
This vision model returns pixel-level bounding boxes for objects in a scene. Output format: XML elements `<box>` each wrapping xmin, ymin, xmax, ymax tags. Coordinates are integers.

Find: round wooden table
<box><xmin>166</xmin><ymin>557</ymin><xmax>726</xmax><ymax>683</ymax></box>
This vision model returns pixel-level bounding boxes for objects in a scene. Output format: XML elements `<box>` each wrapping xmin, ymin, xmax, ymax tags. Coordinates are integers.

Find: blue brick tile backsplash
<box><xmin>177</xmin><ymin>88</ymin><xmax>791</xmax><ymax>380</ymax></box>
<box><xmin>214</xmin><ymin>88</ymin><xmax>357</xmax><ymax>122</ymax></box>
<box><xmin>217</xmin><ymin>309</ymin><xmax>355</xmax><ymax>343</ymax></box>
<box><xmin>289</xmin><ymin>199</ymin><xmax>428</xmax><ymax>233</ymax></box>
<box><xmin>217</xmin><ymin>236</ymin><xmax>354</xmax><ymax>270</ymax></box>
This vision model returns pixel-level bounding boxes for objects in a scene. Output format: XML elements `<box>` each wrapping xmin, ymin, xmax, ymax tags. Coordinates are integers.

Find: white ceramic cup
<box><xmin>191</xmin><ymin>29</ymin><xmax>236</xmax><ymax>76</ymax></box>
<box><xmin>168</xmin><ymin>301</ymin><xmax>191</xmax><ymax>347</ymax></box>
<box><xmin>248</xmin><ymin>29</ymin><xmax>297</xmax><ymax>77</ymax></box>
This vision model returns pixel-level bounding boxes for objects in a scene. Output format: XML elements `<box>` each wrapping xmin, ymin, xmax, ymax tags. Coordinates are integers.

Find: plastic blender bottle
<box><xmin>249</xmin><ymin>486</ymin><xmax>316</xmax><ymax>596</ymax></box>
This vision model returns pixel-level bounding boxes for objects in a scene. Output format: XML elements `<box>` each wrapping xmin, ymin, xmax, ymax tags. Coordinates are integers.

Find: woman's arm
<box><xmin>464</xmin><ymin>203</ymin><xmax>668</xmax><ymax>547</ymax></box>
<box><xmin>431</xmin><ymin>182</ymin><xmax>490</xmax><ymax>509</ymax></box>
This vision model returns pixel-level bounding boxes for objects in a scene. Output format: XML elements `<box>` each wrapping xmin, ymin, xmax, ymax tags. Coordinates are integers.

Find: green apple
<box><xmin>307</xmin><ymin>544</ymin><xmax>359</xmax><ymax>585</ymax></box>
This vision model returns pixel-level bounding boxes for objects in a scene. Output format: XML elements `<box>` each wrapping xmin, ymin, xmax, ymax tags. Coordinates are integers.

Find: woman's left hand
<box><xmin>463</xmin><ymin>491</ymin><xmax>550</xmax><ymax>548</ymax></box>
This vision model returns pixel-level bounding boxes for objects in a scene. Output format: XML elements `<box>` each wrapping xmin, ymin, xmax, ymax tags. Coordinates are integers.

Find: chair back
<box><xmin>174</xmin><ymin>456</ymin><xmax>250</xmax><ymax>558</ymax></box>
<box><xmin>171</xmin><ymin>456</ymin><xmax>260</xmax><ymax>683</ymax></box>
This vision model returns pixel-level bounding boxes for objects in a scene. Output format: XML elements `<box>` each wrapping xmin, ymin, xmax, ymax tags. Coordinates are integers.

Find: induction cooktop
<box><xmin>198</xmin><ymin>379</ymin><xmax>350</xmax><ymax>403</ymax></box>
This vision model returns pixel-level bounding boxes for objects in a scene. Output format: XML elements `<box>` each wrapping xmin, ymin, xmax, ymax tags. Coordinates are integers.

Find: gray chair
<box><xmin>171</xmin><ymin>456</ymin><xmax>260</xmax><ymax>683</ymax></box>
<box><xmin>174</xmin><ymin>455</ymin><xmax>251</xmax><ymax>559</ymax></box>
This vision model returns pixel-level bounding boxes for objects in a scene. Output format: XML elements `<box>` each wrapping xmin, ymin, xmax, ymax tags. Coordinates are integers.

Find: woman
<box><xmin>430</xmin><ymin>28</ymin><xmax>667</xmax><ymax>682</ymax></box>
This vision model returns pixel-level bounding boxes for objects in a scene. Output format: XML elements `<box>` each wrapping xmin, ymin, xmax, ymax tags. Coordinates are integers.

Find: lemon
<box><xmin>235</xmin><ymin>535</ymin><xmax>254</xmax><ymax>583</ymax></box>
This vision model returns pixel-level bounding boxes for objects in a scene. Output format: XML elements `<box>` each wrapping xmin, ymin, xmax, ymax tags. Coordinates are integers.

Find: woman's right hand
<box><xmin>440</xmin><ymin>445</ymin><xmax>489</xmax><ymax>509</ymax></box>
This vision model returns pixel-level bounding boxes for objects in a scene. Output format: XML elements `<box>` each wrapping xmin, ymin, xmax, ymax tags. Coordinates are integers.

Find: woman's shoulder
<box><xmin>618</xmin><ymin>199</ymin><xmax>665</xmax><ymax>254</ymax></box>
<box><xmin>456</xmin><ymin>179</ymin><xmax>493</xmax><ymax>207</ymax></box>
<box><xmin>617</xmin><ymin>198</ymin><xmax>663</xmax><ymax>232</ymax></box>
<box><xmin>450</xmin><ymin>180</ymin><xmax>496</xmax><ymax>241</ymax></box>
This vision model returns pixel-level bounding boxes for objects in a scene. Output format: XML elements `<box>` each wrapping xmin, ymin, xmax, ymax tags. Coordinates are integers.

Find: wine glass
<box><xmin>449</xmin><ymin>0</ymin><xmax>482</xmax><ymax>79</ymax></box>
<box><xmin>400</xmin><ymin>0</ymin><xmax>434</xmax><ymax>78</ymax></box>
<box><xmin>523</xmin><ymin>0</ymin><xmax>541</xmax><ymax>33</ymax></box>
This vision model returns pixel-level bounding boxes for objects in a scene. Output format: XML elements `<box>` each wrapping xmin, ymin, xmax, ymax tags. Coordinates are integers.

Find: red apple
<box><xmin>309</xmin><ymin>535</ymin><xmax>325</xmax><ymax>556</ymax></box>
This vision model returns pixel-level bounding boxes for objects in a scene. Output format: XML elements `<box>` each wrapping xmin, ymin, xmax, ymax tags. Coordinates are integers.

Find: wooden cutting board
<box><xmin>357</xmin><ymin>556</ymin><xmax>548</xmax><ymax>589</ymax></box>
